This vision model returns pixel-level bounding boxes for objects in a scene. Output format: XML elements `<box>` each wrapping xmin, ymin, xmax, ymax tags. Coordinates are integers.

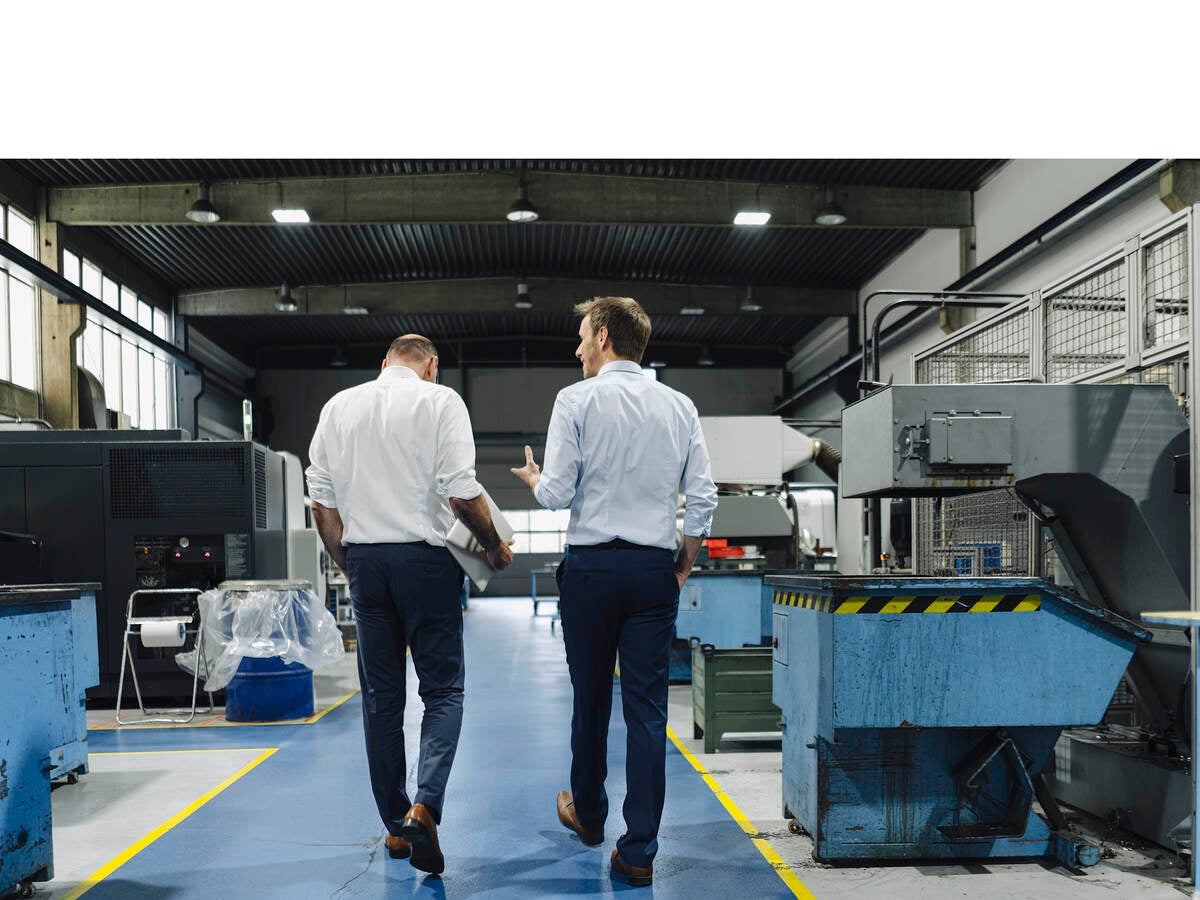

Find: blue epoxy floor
<box><xmin>82</xmin><ymin>599</ymin><xmax>794</xmax><ymax>898</ymax></box>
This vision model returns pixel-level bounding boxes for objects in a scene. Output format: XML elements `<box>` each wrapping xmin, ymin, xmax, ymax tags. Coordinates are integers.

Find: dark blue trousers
<box><xmin>347</xmin><ymin>542</ymin><xmax>464</xmax><ymax>833</ymax></box>
<box><xmin>558</xmin><ymin>544</ymin><xmax>679</xmax><ymax>867</ymax></box>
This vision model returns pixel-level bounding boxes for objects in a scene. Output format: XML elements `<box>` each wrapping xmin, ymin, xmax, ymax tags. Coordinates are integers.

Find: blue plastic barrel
<box><xmin>225</xmin><ymin>656</ymin><xmax>314</xmax><ymax>722</ymax></box>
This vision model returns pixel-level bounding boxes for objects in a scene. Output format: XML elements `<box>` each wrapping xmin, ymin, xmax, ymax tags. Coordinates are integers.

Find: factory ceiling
<box><xmin>6</xmin><ymin>159</ymin><xmax>1006</xmax><ymax>368</ymax></box>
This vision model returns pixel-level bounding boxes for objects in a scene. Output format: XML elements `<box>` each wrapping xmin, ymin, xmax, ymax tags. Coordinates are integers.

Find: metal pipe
<box><xmin>869</xmin><ymin>296</ymin><xmax>1019</xmax><ymax>382</ymax></box>
<box><xmin>862</xmin><ymin>291</ymin><xmax>1024</xmax><ymax>385</ymax></box>
<box><xmin>773</xmin><ymin>158</ymin><xmax>1166</xmax><ymax>415</ymax></box>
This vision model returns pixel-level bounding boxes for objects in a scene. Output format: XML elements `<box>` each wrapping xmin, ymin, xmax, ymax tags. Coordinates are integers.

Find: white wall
<box><xmin>787</xmin><ymin>159</ymin><xmax>1178</xmax><ymax>574</ymax></box>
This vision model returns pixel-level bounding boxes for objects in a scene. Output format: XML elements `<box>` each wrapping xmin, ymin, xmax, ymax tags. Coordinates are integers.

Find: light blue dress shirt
<box><xmin>534</xmin><ymin>360</ymin><xmax>718</xmax><ymax>550</ymax></box>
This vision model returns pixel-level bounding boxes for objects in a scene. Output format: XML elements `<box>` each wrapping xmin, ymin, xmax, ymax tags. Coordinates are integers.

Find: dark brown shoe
<box><xmin>610</xmin><ymin>849</ymin><xmax>653</xmax><ymax>886</ymax></box>
<box><xmin>384</xmin><ymin>833</ymin><xmax>411</xmax><ymax>859</ymax></box>
<box><xmin>400</xmin><ymin>803</ymin><xmax>445</xmax><ymax>875</ymax></box>
<box><xmin>557</xmin><ymin>791</ymin><xmax>604</xmax><ymax>846</ymax></box>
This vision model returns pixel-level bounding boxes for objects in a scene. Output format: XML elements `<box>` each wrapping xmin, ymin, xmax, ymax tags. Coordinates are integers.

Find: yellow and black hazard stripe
<box><xmin>772</xmin><ymin>590</ymin><xmax>1040</xmax><ymax>613</ymax></box>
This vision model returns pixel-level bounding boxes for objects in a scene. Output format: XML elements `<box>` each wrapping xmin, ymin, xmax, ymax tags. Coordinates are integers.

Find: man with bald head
<box><xmin>307</xmin><ymin>334</ymin><xmax>512</xmax><ymax>876</ymax></box>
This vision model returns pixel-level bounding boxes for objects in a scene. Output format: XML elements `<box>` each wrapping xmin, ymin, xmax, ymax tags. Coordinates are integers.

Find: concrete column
<box><xmin>36</xmin><ymin>219</ymin><xmax>85</xmax><ymax>427</ymax></box>
<box><xmin>1159</xmin><ymin>160</ymin><xmax>1200</xmax><ymax>212</ymax></box>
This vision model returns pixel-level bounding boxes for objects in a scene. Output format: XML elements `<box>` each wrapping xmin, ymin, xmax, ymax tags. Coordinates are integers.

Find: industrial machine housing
<box><xmin>0</xmin><ymin>430</ymin><xmax>289</xmax><ymax>700</ymax></box>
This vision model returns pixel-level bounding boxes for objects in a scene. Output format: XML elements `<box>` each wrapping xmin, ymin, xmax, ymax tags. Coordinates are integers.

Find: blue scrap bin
<box><xmin>225</xmin><ymin>656</ymin><xmax>314</xmax><ymax>722</ymax></box>
<box><xmin>767</xmin><ymin>574</ymin><xmax>1148</xmax><ymax>868</ymax></box>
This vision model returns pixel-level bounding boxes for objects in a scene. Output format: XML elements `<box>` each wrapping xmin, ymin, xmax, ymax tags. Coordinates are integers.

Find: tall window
<box><xmin>63</xmin><ymin>249</ymin><xmax>174</xmax><ymax>429</ymax></box>
<box><xmin>502</xmin><ymin>508</ymin><xmax>572</xmax><ymax>554</ymax></box>
<box><xmin>0</xmin><ymin>203</ymin><xmax>39</xmax><ymax>391</ymax></box>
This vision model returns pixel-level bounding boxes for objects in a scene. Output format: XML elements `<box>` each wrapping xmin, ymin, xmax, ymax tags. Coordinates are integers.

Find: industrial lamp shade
<box><xmin>814</xmin><ymin>188</ymin><xmax>847</xmax><ymax>226</ymax></box>
<box><xmin>186</xmin><ymin>182</ymin><xmax>221</xmax><ymax>224</ymax></box>
<box><xmin>740</xmin><ymin>285</ymin><xmax>763</xmax><ymax>313</ymax></box>
<box><xmin>330</xmin><ymin>347</ymin><xmax>348</xmax><ymax>367</ymax></box>
<box><xmin>276</xmin><ymin>283</ymin><xmax>299</xmax><ymax>313</ymax></box>
<box><xmin>506</xmin><ymin>183</ymin><xmax>539</xmax><ymax>223</ymax></box>
<box><xmin>515</xmin><ymin>281</ymin><xmax>533</xmax><ymax>309</ymax></box>
<box><xmin>698</xmin><ymin>346</ymin><xmax>716</xmax><ymax>367</ymax></box>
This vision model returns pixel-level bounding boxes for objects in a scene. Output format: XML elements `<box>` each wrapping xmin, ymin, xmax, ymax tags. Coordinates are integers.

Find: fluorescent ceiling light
<box><xmin>342</xmin><ymin>306</ymin><xmax>369</xmax><ymax>315</ymax></box>
<box><xmin>680</xmin><ymin>306</ymin><xmax>706</xmax><ymax>316</ymax></box>
<box><xmin>649</xmin><ymin>360</ymin><xmax>667</xmax><ymax>368</ymax></box>
<box><xmin>733</xmin><ymin>210</ymin><xmax>771</xmax><ymax>226</ymax></box>
<box><xmin>272</xmin><ymin>208</ymin><xmax>310</xmax><ymax>223</ymax></box>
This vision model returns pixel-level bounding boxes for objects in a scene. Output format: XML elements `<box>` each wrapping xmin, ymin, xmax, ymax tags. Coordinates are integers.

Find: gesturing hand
<box><xmin>510</xmin><ymin>444</ymin><xmax>542</xmax><ymax>490</ymax></box>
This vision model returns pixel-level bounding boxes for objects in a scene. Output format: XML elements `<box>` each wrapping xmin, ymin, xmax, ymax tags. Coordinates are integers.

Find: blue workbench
<box><xmin>0</xmin><ymin>583</ymin><xmax>99</xmax><ymax>898</ymax></box>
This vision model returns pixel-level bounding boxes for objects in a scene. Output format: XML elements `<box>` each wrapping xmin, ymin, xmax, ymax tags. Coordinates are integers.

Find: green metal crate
<box><xmin>691</xmin><ymin>643</ymin><xmax>779</xmax><ymax>753</ymax></box>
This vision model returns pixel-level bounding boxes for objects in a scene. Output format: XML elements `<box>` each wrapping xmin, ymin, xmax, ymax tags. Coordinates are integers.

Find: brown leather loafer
<box><xmin>400</xmin><ymin>803</ymin><xmax>445</xmax><ymax>875</ymax></box>
<box><xmin>557</xmin><ymin>791</ymin><xmax>604</xmax><ymax>846</ymax></box>
<box><xmin>610</xmin><ymin>849</ymin><xmax>653</xmax><ymax>886</ymax></box>
<box><xmin>384</xmin><ymin>833</ymin><xmax>411</xmax><ymax>859</ymax></box>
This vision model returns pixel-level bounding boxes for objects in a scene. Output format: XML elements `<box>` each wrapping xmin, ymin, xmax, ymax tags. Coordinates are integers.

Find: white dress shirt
<box><xmin>534</xmin><ymin>360</ymin><xmax>718</xmax><ymax>550</ymax></box>
<box><xmin>305</xmin><ymin>365</ymin><xmax>483</xmax><ymax>546</ymax></box>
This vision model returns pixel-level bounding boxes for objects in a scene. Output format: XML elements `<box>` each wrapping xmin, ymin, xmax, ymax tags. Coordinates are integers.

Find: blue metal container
<box><xmin>767</xmin><ymin>575</ymin><xmax>1147</xmax><ymax>867</ymax></box>
<box><xmin>0</xmin><ymin>584</ymin><xmax>99</xmax><ymax>896</ymax></box>
<box><xmin>224</xmin><ymin>656</ymin><xmax>314</xmax><ymax>722</ymax></box>
<box><xmin>676</xmin><ymin>571</ymin><xmax>768</xmax><ymax>649</ymax></box>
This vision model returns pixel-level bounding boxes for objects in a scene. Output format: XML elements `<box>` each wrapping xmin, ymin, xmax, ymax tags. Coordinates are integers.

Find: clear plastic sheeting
<box><xmin>177</xmin><ymin>583</ymin><xmax>345</xmax><ymax>692</ymax></box>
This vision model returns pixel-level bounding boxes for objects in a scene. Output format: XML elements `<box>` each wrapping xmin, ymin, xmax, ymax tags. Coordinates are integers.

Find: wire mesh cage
<box><xmin>1143</xmin><ymin>227</ymin><xmax>1189</xmax><ymax>351</ymax></box>
<box><xmin>1045</xmin><ymin>259</ymin><xmax>1128</xmax><ymax>382</ymax></box>
<box><xmin>916</xmin><ymin>491</ymin><xmax>1032</xmax><ymax>577</ymax></box>
<box><xmin>913</xmin><ymin>309</ymin><xmax>1031</xmax><ymax>385</ymax></box>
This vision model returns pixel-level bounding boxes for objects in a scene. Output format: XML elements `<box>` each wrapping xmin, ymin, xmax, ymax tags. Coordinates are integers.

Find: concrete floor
<box><xmin>33</xmin><ymin>597</ymin><xmax>1194</xmax><ymax>898</ymax></box>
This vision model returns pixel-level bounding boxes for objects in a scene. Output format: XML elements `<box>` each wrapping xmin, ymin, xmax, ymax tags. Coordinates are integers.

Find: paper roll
<box><xmin>141</xmin><ymin>621</ymin><xmax>186</xmax><ymax>648</ymax></box>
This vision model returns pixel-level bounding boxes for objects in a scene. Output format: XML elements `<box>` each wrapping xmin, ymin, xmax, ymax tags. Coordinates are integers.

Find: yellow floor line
<box><xmin>666</xmin><ymin>726</ymin><xmax>816</xmax><ymax>900</ymax></box>
<box><xmin>87</xmin><ymin>688</ymin><xmax>361</xmax><ymax>731</ymax></box>
<box><xmin>89</xmin><ymin>748</ymin><xmax>274</xmax><ymax>756</ymax></box>
<box><xmin>60</xmin><ymin>747</ymin><xmax>279</xmax><ymax>900</ymax></box>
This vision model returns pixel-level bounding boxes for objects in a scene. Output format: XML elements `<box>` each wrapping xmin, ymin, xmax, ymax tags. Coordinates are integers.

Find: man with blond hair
<box><xmin>512</xmin><ymin>298</ymin><xmax>717</xmax><ymax>886</ymax></box>
<box><xmin>307</xmin><ymin>334</ymin><xmax>512</xmax><ymax>876</ymax></box>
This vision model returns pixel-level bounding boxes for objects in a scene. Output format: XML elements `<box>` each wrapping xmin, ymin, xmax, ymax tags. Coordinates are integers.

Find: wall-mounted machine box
<box><xmin>0</xmin><ymin>430</ymin><xmax>288</xmax><ymax>701</ymax></box>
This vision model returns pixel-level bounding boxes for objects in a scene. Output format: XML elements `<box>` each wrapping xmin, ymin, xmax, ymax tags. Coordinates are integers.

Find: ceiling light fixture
<box><xmin>276</xmin><ymin>283</ymin><xmax>298</xmax><ymax>312</ymax></box>
<box><xmin>342</xmin><ymin>305</ymin><xmax>369</xmax><ymax>315</ymax></box>
<box><xmin>186</xmin><ymin>182</ymin><xmax>221</xmax><ymax>224</ymax></box>
<box><xmin>734</xmin><ymin>184</ymin><xmax>771</xmax><ymax>226</ymax></box>
<box><xmin>814</xmin><ymin>187</ymin><xmax>847</xmax><ymax>226</ymax></box>
<box><xmin>739</xmin><ymin>285</ymin><xmax>763</xmax><ymax>313</ymax></box>
<box><xmin>698</xmin><ymin>346</ymin><xmax>716</xmax><ymax>367</ymax></box>
<box><xmin>515</xmin><ymin>281</ymin><xmax>533</xmax><ymax>309</ymax></box>
<box><xmin>649</xmin><ymin>360</ymin><xmax>667</xmax><ymax>368</ymax></box>
<box><xmin>330</xmin><ymin>347</ymin><xmax>348</xmax><ymax>368</ymax></box>
<box><xmin>680</xmin><ymin>306</ymin><xmax>706</xmax><ymax>316</ymax></box>
<box><xmin>506</xmin><ymin>182</ymin><xmax>539</xmax><ymax>224</ymax></box>
<box><xmin>272</xmin><ymin>208</ymin><xmax>311</xmax><ymax>224</ymax></box>
<box><xmin>733</xmin><ymin>210</ymin><xmax>771</xmax><ymax>226</ymax></box>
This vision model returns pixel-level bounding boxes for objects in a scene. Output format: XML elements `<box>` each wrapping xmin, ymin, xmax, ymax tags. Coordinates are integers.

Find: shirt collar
<box><xmin>378</xmin><ymin>365</ymin><xmax>420</xmax><ymax>382</ymax></box>
<box><xmin>598</xmin><ymin>360</ymin><xmax>644</xmax><ymax>377</ymax></box>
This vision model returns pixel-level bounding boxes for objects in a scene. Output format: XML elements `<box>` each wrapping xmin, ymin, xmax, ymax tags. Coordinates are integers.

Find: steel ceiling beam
<box><xmin>49</xmin><ymin>172</ymin><xmax>973</xmax><ymax>229</ymax></box>
<box><xmin>177</xmin><ymin>277</ymin><xmax>856</xmax><ymax>317</ymax></box>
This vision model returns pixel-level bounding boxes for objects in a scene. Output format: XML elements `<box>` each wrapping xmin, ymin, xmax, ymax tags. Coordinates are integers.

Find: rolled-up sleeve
<box><xmin>305</xmin><ymin>402</ymin><xmax>338</xmax><ymax>508</ymax></box>
<box><xmin>534</xmin><ymin>392</ymin><xmax>580</xmax><ymax>511</ymax></box>
<box><xmin>435</xmin><ymin>392</ymin><xmax>483</xmax><ymax>501</ymax></box>
<box><xmin>680</xmin><ymin>407</ymin><xmax>717</xmax><ymax>537</ymax></box>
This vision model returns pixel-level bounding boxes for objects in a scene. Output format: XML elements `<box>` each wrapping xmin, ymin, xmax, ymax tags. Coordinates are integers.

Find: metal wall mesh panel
<box><xmin>1045</xmin><ymin>260</ymin><xmax>1127</xmax><ymax>382</ymax></box>
<box><xmin>913</xmin><ymin>309</ymin><xmax>1031</xmax><ymax>384</ymax></box>
<box><xmin>1143</xmin><ymin>228</ymin><xmax>1189</xmax><ymax>350</ymax></box>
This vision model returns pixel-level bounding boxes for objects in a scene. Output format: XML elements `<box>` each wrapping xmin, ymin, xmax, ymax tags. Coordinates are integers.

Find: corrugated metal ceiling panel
<box><xmin>99</xmin><ymin>223</ymin><xmax>919</xmax><ymax>291</ymax></box>
<box><xmin>12</xmin><ymin>158</ymin><xmax>1005</xmax><ymax>190</ymax></box>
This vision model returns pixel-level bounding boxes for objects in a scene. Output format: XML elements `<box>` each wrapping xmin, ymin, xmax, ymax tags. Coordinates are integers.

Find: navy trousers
<box><xmin>558</xmin><ymin>544</ymin><xmax>679</xmax><ymax>867</ymax></box>
<box><xmin>347</xmin><ymin>542</ymin><xmax>465</xmax><ymax>833</ymax></box>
